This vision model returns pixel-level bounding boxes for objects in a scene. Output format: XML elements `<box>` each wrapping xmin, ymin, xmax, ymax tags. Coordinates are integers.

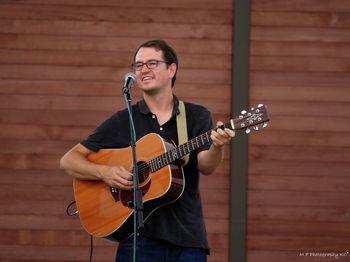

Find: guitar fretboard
<box><xmin>147</xmin><ymin>104</ymin><xmax>269</xmax><ymax>173</ymax></box>
<box><xmin>149</xmin><ymin>120</ymin><xmax>234</xmax><ymax>173</ymax></box>
<box><xmin>149</xmin><ymin>130</ymin><xmax>212</xmax><ymax>172</ymax></box>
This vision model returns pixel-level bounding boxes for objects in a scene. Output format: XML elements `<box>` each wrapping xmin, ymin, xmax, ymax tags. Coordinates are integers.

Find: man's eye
<box><xmin>148</xmin><ymin>61</ymin><xmax>158</xmax><ymax>66</ymax></box>
<box><xmin>135</xmin><ymin>63</ymin><xmax>143</xmax><ymax>68</ymax></box>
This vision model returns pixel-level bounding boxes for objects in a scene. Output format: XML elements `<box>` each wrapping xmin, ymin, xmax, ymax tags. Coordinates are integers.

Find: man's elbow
<box><xmin>59</xmin><ymin>152</ymin><xmax>72</xmax><ymax>172</ymax></box>
<box><xmin>199</xmin><ymin>165</ymin><xmax>216</xmax><ymax>176</ymax></box>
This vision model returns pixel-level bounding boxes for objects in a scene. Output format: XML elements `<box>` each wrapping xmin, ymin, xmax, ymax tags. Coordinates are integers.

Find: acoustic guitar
<box><xmin>73</xmin><ymin>104</ymin><xmax>270</xmax><ymax>241</ymax></box>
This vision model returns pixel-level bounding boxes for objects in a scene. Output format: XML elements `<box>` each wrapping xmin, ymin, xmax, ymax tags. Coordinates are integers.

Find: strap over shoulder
<box><xmin>176</xmin><ymin>100</ymin><xmax>189</xmax><ymax>166</ymax></box>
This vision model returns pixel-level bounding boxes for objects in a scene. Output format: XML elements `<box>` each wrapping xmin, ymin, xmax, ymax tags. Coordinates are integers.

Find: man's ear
<box><xmin>168</xmin><ymin>63</ymin><xmax>177</xmax><ymax>78</ymax></box>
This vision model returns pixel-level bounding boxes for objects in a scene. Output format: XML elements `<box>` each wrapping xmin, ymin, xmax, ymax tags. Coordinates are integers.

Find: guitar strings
<box><xmin>123</xmin><ymin>106</ymin><xmax>268</xmax><ymax>177</ymax></box>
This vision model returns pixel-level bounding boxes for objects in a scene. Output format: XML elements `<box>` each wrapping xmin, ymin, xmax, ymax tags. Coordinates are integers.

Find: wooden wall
<box><xmin>0</xmin><ymin>0</ymin><xmax>232</xmax><ymax>261</ymax></box>
<box><xmin>248</xmin><ymin>0</ymin><xmax>350</xmax><ymax>261</ymax></box>
<box><xmin>1</xmin><ymin>0</ymin><xmax>349</xmax><ymax>262</ymax></box>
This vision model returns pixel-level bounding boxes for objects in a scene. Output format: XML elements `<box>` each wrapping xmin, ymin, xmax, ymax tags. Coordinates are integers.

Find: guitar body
<box><xmin>73</xmin><ymin>133</ymin><xmax>185</xmax><ymax>241</ymax></box>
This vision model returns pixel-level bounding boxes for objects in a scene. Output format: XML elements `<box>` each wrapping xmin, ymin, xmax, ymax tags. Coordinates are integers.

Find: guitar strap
<box><xmin>176</xmin><ymin>100</ymin><xmax>189</xmax><ymax>166</ymax></box>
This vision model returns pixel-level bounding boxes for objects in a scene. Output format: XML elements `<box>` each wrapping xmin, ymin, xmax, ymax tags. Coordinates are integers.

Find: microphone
<box><xmin>122</xmin><ymin>72</ymin><xmax>137</xmax><ymax>94</ymax></box>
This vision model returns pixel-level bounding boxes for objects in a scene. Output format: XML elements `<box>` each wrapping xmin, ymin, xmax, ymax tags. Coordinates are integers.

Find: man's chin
<box><xmin>141</xmin><ymin>87</ymin><xmax>158</xmax><ymax>95</ymax></box>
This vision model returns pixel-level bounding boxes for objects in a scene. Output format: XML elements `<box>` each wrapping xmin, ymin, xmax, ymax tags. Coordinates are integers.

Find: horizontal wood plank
<box><xmin>251</xmin><ymin>85</ymin><xmax>349</xmax><ymax>102</ymax></box>
<box><xmin>0</xmin><ymin>4</ymin><xmax>231</xmax><ymax>24</ymax></box>
<box><xmin>248</xmin><ymin>206</ymin><xmax>350</xmax><ymax>223</ymax></box>
<box><xmin>201</xmin><ymin>189</ymin><xmax>229</xmax><ymax>205</ymax></box>
<box><xmin>0</xmin><ymin>35</ymin><xmax>232</xmax><ymax>54</ymax></box>
<box><xmin>0</xmin><ymin>169</ymin><xmax>71</xmax><ymax>185</ymax></box>
<box><xmin>0</xmin><ymin>109</ymin><xmax>113</xmax><ymax>126</ymax></box>
<box><xmin>0</xmin><ymin>153</ymin><xmax>64</xmax><ymax>170</ymax></box>
<box><xmin>250</xmin><ymin>160</ymin><xmax>350</xmax><ymax>177</ymax></box>
<box><xmin>252</xmin><ymin>0</ymin><xmax>350</xmax><ymax>12</ymax></box>
<box><xmin>251</xmin><ymin>55</ymin><xmax>350</xmax><ymax>73</ymax></box>
<box><xmin>251</xmin><ymin>71</ymin><xmax>350</xmax><ymax>88</ymax></box>
<box><xmin>252</xmin><ymin>11</ymin><xmax>350</xmax><ymax>28</ymax></box>
<box><xmin>0</xmin><ymin>244</ymin><xmax>115</xmax><ymax>261</ymax></box>
<box><xmin>0</xmin><ymin>200</ymin><xmax>74</xmax><ymax>215</ymax></box>
<box><xmin>248</xmin><ymin>175</ymin><xmax>350</xmax><ymax>192</ymax></box>
<box><xmin>248</xmin><ymin>236</ymin><xmax>350</xmax><ymax>251</ymax></box>
<box><xmin>0</xmin><ymin>214</ymin><xmax>81</xmax><ymax>231</ymax></box>
<box><xmin>0</xmin><ymin>139</ymin><xmax>76</xmax><ymax>154</ymax></box>
<box><xmin>249</xmin><ymin>145</ymin><xmax>350</xmax><ymax>162</ymax></box>
<box><xmin>248</xmin><ymin>220</ymin><xmax>350</xmax><ymax>237</ymax></box>
<box><xmin>257</xmin><ymin>115</ymin><xmax>350</xmax><ymax>132</ymax></box>
<box><xmin>248</xmin><ymin>190</ymin><xmax>350</xmax><ymax>207</ymax></box>
<box><xmin>203</xmin><ymin>204</ymin><xmax>229</xmax><ymax>219</ymax></box>
<box><xmin>0</xmin><ymin>20</ymin><xmax>231</xmax><ymax>40</ymax></box>
<box><xmin>0</xmin><ymin>49</ymin><xmax>232</xmax><ymax>69</ymax></box>
<box><xmin>0</xmin><ymin>124</ymin><xmax>93</xmax><ymax>141</ymax></box>
<box><xmin>251</xmin><ymin>27</ymin><xmax>350</xmax><ymax>43</ymax></box>
<box><xmin>0</xmin><ymin>184</ymin><xmax>74</xmax><ymax>200</ymax></box>
<box><xmin>251</xmin><ymin>41</ymin><xmax>350</xmax><ymax>58</ymax></box>
<box><xmin>4</xmin><ymin>0</ymin><xmax>232</xmax><ymax>9</ymax></box>
<box><xmin>253</xmin><ymin>100</ymin><xmax>350</xmax><ymax>118</ymax></box>
<box><xmin>250</xmin><ymin>130</ymin><xmax>350</xmax><ymax>147</ymax></box>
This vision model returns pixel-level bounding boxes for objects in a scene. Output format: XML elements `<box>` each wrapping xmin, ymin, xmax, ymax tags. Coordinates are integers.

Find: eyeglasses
<box><xmin>132</xmin><ymin>59</ymin><xmax>168</xmax><ymax>71</ymax></box>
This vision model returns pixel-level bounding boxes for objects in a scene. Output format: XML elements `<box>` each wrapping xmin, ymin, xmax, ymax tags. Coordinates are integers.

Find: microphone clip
<box><xmin>122</xmin><ymin>72</ymin><xmax>137</xmax><ymax>94</ymax></box>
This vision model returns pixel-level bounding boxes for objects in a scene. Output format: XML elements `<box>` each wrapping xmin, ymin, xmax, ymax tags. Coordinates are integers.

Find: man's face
<box><xmin>134</xmin><ymin>47</ymin><xmax>176</xmax><ymax>93</ymax></box>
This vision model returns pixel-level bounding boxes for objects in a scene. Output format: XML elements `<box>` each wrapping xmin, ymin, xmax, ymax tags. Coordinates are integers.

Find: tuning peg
<box><xmin>263</xmin><ymin>123</ymin><xmax>268</xmax><ymax>128</ymax></box>
<box><xmin>258</xmin><ymin>104</ymin><xmax>263</xmax><ymax>108</ymax></box>
<box><xmin>251</xmin><ymin>107</ymin><xmax>255</xmax><ymax>111</ymax></box>
<box><xmin>245</xmin><ymin>128</ymin><xmax>251</xmax><ymax>134</ymax></box>
<box><xmin>241</xmin><ymin>110</ymin><xmax>247</xmax><ymax>115</ymax></box>
<box><xmin>253</xmin><ymin>126</ymin><xmax>259</xmax><ymax>131</ymax></box>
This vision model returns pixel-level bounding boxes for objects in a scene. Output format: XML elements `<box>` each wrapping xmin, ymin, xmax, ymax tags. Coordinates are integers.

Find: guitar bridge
<box><xmin>110</xmin><ymin>187</ymin><xmax>119</xmax><ymax>202</ymax></box>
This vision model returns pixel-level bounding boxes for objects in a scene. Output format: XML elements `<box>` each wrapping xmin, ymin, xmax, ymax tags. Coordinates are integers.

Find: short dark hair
<box><xmin>133</xmin><ymin>39</ymin><xmax>178</xmax><ymax>87</ymax></box>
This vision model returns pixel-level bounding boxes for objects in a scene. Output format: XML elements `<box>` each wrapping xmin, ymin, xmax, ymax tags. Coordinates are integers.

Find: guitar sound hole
<box><xmin>120</xmin><ymin>161</ymin><xmax>151</xmax><ymax>208</ymax></box>
<box><xmin>136</xmin><ymin>161</ymin><xmax>150</xmax><ymax>183</ymax></box>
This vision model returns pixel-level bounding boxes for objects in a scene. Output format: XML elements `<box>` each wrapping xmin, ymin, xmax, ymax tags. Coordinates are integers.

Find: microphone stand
<box><xmin>123</xmin><ymin>88</ymin><xmax>144</xmax><ymax>262</ymax></box>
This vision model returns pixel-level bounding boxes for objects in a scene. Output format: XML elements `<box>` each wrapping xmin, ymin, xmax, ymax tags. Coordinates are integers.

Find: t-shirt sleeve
<box><xmin>187</xmin><ymin>103</ymin><xmax>214</xmax><ymax>154</ymax></box>
<box><xmin>80</xmin><ymin>111</ymin><xmax>125</xmax><ymax>152</ymax></box>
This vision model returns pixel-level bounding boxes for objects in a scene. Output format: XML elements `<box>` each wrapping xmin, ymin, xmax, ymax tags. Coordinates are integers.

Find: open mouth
<box><xmin>142</xmin><ymin>76</ymin><xmax>153</xmax><ymax>81</ymax></box>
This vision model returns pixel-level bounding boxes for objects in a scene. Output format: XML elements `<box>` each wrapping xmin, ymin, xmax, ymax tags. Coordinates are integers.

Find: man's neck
<box><xmin>143</xmin><ymin>90</ymin><xmax>174</xmax><ymax>125</ymax></box>
<box><xmin>143</xmin><ymin>88</ymin><xmax>174</xmax><ymax>113</ymax></box>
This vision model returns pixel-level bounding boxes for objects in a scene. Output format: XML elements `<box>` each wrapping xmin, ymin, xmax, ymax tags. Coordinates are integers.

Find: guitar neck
<box><xmin>149</xmin><ymin>104</ymin><xmax>269</xmax><ymax>173</ymax></box>
<box><xmin>149</xmin><ymin>121</ymin><xmax>233</xmax><ymax>173</ymax></box>
<box><xmin>149</xmin><ymin>132</ymin><xmax>207</xmax><ymax>173</ymax></box>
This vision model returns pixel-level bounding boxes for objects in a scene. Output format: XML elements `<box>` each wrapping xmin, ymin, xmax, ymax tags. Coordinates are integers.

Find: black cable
<box><xmin>65</xmin><ymin>200</ymin><xmax>78</xmax><ymax>217</ymax></box>
<box><xmin>66</xmin><ymin>201</ymin><xmax>93</xmax><ymax>261</ymax></box>
<box><xmin>89</xmin><ymin>235</ymin><xmax>93</xmax><ymax>262</ymax></box>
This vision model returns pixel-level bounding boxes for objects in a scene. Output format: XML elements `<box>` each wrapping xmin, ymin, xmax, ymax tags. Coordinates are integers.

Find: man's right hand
<box><xmin>98</xmin><ymin>165</ymin><xmax>134</xmax><ymax>190</ymax></box>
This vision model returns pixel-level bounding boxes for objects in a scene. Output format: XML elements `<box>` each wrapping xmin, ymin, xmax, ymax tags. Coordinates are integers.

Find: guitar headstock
<box><xmin>232</xmin><ymin>104</ymin><xmax>270</xmax><ymax>134</ymax></box>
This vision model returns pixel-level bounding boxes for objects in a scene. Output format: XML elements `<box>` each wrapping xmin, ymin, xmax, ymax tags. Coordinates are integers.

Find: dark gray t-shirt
<box><xmin>81</xmin><ymin>97</ymin><xmax>214</xmax><ymax>252</ymax></box>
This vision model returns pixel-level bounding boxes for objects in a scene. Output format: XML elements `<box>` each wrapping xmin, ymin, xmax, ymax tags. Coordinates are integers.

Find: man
<box><xmin>60</xmin><ymin>39</ymin><xmax>235</xmax><ymax>261</ymax></box>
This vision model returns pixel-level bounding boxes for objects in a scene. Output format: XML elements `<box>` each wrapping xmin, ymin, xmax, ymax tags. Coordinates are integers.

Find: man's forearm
<box><xmin>60</xmin><ymin>146</ymin><xmax>102</xmax><ymax>180</ymax></box>
<box><xmin>197</xmin><ymin>144</ymin><xmax>225</xmax><ymax>175</ymax></box>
